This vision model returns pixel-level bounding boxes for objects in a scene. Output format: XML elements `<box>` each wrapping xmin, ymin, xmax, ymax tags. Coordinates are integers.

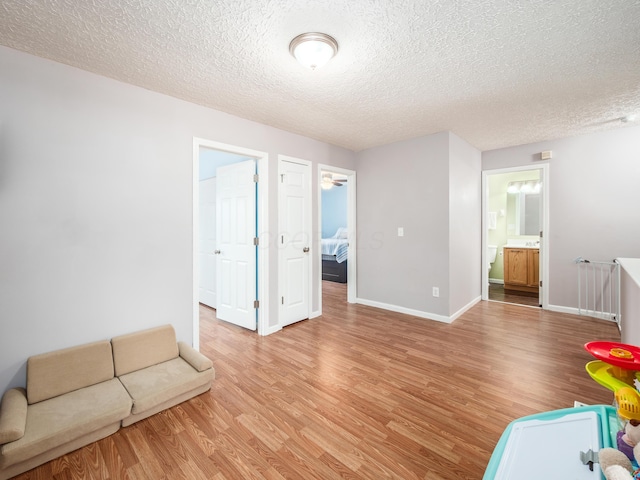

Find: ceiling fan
<box><xmin>321</xmin><ymin>173</ymin><xmax>348</xmax><ymax>189</ymax></box>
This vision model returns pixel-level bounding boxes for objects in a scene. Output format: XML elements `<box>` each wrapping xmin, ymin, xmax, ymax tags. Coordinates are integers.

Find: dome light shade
<box><xmin>289</xmin><ymin>33</ymin><xmax>338</xmax><ymax>70</ymax></box>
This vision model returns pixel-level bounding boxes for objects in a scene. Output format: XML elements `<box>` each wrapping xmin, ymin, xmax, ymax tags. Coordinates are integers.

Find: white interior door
<box><xmin>279</xmin><ymin>158</ymin><xmax>311</xmax><ymax>327</ymax></box>
<box><xmin>199</xmin><ymin>177</ymin><xmax>216</xmax><ymax>308</ymax></box>
<box><xmin>216</xmin><ymin>160</ymin><xmax>257</xmax><ymax>330</ymax></box>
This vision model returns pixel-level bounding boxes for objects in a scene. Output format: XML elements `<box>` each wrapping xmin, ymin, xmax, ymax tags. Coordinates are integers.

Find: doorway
<box><xmin>482</xmin><ymin>164</ymin><xmax>549</xmax><ymax>309</ymax></box>
<box><xmin>192</xmin><ymin>138</ymin><xmax>269</xmax><ymax>349</ymax></box>
<box><xmin>318</xmin><ymin>164</ymin><xmax>357</xmax><ymax>313</ymax></box>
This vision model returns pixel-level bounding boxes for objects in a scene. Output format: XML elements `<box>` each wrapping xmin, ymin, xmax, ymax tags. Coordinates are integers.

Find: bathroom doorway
<box><xmin>482</xmin><ymin>165</ymin><xmax>549</xmax><ymax>309</ymax></box>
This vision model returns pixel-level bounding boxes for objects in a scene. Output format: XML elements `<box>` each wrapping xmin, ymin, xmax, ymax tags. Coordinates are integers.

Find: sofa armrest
<box><xmin>0</xmin><ymin>388</ymin><xmax>27</xmax><ymax>445</ymax></box>
<box><xmin>178</xmin><ymin>342</ymin><xmax>213</xmax><ymax>372</ymax></box>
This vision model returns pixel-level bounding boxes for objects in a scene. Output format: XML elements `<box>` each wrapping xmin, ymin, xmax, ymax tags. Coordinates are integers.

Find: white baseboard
<box><xmin>548</xmin><ymin>304</ymin><xmax>618</xmax><ymax>323</ymax></box>
<box><xmin>449</xmin><ymin>296</ymin><xmax>482</xmax><ymax>322</ymax></box>
<box><xmin>310</xmin><ymin>310</ymin><xmax>321</xmax><ymax>319</ymax></box>
<box><xmin>356</xmin><ymin>298</ymin><xmax>454</xmax><ymax>324</ymax></box>
<box><xmin>488</xmin><ymin>278</ymin><xmax>504</xmax><ymax>284</ymax></box>
<box><xmin>547</xmin><ymin>304</ymin><xmax>581</xmax><ymax>315</ymax></box>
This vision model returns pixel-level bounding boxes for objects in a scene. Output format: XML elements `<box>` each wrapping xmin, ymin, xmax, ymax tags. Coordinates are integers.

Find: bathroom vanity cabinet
<box><xmin>504</xmin><ymin>247</ymin><xmax>539</xmax><ymax>294</ymax></box>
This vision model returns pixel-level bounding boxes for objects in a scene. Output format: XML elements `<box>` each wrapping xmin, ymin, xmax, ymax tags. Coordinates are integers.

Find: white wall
<box><xmin>0</xmin><ymin>45</ymin><xmax>355</xmax><ymax>392</ymax></box>
<box><xmin>482</xmin><ymin>126</ymin><xmax>640</xmax><ymax>311</ymax></box>
<box><xmin>356</xmin><ymin>133</ymin><xmax>450</xmax><ymax>316</ymax></box>
<box><xmin>355</xmin><ymin>131</ymin><xmax>481</xmax><ymax>320</ymax></box>
<box><xmin>448</xmin><ymin>133</ymin><xmax>482</xmax><ymax>316</ymax></box>
<box><xmin>619</xmin><ymin>259</ymin><xmax>640</xmax><ymax>346</ymax></box>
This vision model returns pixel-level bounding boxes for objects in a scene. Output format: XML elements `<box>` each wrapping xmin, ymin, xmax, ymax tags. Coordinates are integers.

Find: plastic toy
<box><xmin>585</xmin><ymin>342</ymin><xmax>640</xmax><ymax>371</ymax></box>
<box><xmin>584</xmin><ymin>341</ymin><xmax>640</xmax><ymax>479</ymax></box>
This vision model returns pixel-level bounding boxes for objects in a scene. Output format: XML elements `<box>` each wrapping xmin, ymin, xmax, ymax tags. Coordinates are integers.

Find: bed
<box><xmin>322</xmin><ymin>228</ymin><xmax>348</xmax><ymax>283</ymax></box>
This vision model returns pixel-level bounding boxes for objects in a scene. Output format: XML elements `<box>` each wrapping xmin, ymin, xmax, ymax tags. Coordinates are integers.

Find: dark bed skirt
<box><xmin>322</xmin><ymin>254</ymin><xmax>347</xmax><ymax>283</ymax></box>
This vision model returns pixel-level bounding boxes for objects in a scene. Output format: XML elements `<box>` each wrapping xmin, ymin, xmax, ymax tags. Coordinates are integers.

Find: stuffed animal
<box><xmin>618</xmin><ymin>419</ymin><xmax>640</xmax><ymax>461</ymax></box>
<box><xmin>599</xmin><ymin>445</ymin><xmax>638</xmax><ymax>480</ymax></box>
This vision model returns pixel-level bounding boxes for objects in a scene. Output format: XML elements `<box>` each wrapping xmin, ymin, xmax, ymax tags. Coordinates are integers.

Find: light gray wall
<box><xmin>482</xmin><ymin>126</ymin><xmax>640</xmax><ymax>310</ymax></box>
<box><xmin>356</xmin><ymin>132</ymin><xmax>451</xmax><ymax>316</ymax></box>
<box><xmin>448</xmin><ymin>133</ymin><xmax>482</xmax><ymax>314</ymax></box>
<box><xmin>0</xmin><ymin>45</ymin><xmax>355</xmax><ymax>392</ymax></box>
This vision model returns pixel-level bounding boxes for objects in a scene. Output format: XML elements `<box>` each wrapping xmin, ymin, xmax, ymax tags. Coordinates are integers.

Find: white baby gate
<box><xmin>575</xmin><ymin>257</ymin><xmax>620</xmax><ymax>327</ymax></box>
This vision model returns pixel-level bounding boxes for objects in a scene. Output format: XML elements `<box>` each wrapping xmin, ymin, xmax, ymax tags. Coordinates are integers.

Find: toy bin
<box><xmin>484</xmin><ymin>405</ymin><xmax>618</xmax><ymax>480</ymax></box>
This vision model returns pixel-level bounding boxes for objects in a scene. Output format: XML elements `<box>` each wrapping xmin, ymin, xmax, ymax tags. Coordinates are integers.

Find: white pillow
<box><xmin>333</xmin><ymin>227</ymin><xmax>348</xmax><ymax>239</ymax></box>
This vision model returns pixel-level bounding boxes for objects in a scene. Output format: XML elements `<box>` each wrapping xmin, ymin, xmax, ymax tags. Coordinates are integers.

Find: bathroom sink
<box><xmin>506</xmin><ymin>241</ymin><xmax>540</xmax><ymax>248</ymax></box>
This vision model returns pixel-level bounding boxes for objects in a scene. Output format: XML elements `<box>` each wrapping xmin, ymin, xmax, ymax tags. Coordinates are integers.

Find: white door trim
<box><xmin>481</xmin><ymin>163</ymin><xmax>549</xmax><ymax>309</ymax></box>
<box><xmin>192</xmin><ymin>137</ymin><xmax>270</xmax><ymax>349</ymax></box>
<box><xmin>278</xmin><ymin>155</ymin><xmax>312</xmax><ymax>327</ymax></box>
<box><xmin>317</xmin><ymin>164</ymin><xmax>357</xmax><ymax>316</ymax></box>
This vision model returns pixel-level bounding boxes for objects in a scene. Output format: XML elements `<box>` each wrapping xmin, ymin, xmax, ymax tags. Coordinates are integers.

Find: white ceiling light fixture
<box><xmin>507</xmin><ymin>181</ymin><xmax>541</xmax><ymax>194</ymax></box>
<box><xmin>321</xmin><ymin>173</ymin><xmax>334</xmax><ymax>190</ymax></box>
<box><xmin>289</xmin><ymin>32</ymin><xmax>338</xmax><ymax>70</ymax></box>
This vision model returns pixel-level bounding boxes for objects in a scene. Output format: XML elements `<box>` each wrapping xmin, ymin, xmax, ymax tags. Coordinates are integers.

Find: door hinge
<box><xmin>539</xmin><ymin>230</ymin><xmax>543</xmax><ymax>238</ymax></box>
<box><xmin>539</xmin><ymin>280</ymin><xmax>542</xmax><ymax>287</ymax></box>
<box><xmin>253</xmin><ymin>174</ymin><xmax>259</xmax><ymax>183</ymax></box>
<box><xmin>280</xmin><ymin>174</ymin><xmax>285</xmax><ymax>183</ymax></box>
<box><xmin>254</xmin><ymin>300</ymin><xmax>259</xmax><ymax>309</ymax></box>
<box><xmin>253</xmin><ymin>237</ymin><xmax>259</xmax><ymax>246</ymax></box>
<box><xmin>281</xmin><ymin>296</ymin><xmax>284</xmax><ymax>305</ymax></box>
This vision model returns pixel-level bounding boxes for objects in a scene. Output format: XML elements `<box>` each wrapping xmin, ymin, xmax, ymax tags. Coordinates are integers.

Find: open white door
<box><xmin>199</xmin><ymin>177</ymin><xmax>217</xmax><ymax>308</ymax></box>
<box><xmin>279</xmin><ymin>158</ymin><xmax>311</xmax><ymax>327</ymax></box>
<box><xmin>216</xmin><ymin>160</ymin><xmax>257</xmax><ymax>330</ymax></box>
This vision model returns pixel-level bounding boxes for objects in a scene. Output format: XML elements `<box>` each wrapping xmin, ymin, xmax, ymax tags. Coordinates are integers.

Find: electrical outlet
<box><xmin>432</xmin><ymin>287</ymin><xmax>439</xmax><ymax>297</ymax></box>
<box><xmin>398</xmin><ymin>227</ymin><xmax>404</xmax><ymax>237</ymax></box>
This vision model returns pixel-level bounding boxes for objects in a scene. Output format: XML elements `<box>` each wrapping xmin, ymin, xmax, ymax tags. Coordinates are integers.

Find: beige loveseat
<box><xmin>0</xmin><ymin>325</ymin><xmax>214</xmax><ymax>480</ymax></box>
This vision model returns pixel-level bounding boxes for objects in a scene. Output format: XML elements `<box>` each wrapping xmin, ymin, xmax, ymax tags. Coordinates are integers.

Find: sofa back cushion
<box><xmin>27</xmin><ymin>340</ymin><xmax>115</xmax><ymax>405</ymax></box>
<box><xmin>111</xmin><ymin>324</ymin><xmax>179</xmax><ymax>377</ymax></box>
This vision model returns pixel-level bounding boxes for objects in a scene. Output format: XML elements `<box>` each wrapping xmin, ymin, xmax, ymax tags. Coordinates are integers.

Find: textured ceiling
<box><xmin>0</xmin><ymin>0</ymin><xmax>639</xmax><ymax>151</ymax></box>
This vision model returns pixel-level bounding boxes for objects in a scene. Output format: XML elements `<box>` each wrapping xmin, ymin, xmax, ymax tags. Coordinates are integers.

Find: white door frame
<box><xmin>481</xmin><ymin>163</ymin><xmax>549</xmax><ymax>309</ymax></box>
<box><xmin>277</xmin><ymin>155</ymin><xmax>313</xmax><ymax>327</ymax></box>
<box><xmin>317</xmin><ymin>164</ymin><xmax>357</xmax><ymax>314</ymax></box>
<box><xmin>192</xmin><ymin>137</ymin><xmax>270</xmax><ymax>348</ymax></box>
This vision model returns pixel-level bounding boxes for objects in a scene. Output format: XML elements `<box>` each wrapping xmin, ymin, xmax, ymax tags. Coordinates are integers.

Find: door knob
<box><xmin>303</xmin><ymin>247</ymin><xmax>310</xmax><ymax>253</ymax></box>
<box><xmin>214</xmin><ymin>250</ymin><xmax>221</xmax><ymax>254</ymax></box>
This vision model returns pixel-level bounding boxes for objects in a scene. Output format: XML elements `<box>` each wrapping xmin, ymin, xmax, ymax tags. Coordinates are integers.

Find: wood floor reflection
<box><xmin>488</xmin><ymin>282</ymin><xmax>540</xmax><ymax>307</ymax></box>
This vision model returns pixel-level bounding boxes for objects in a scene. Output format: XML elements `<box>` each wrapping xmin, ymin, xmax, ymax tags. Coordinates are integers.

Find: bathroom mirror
<box><xmin>507</xmin><ymin>191</ymin><xmax>540</xmax><ymax>236</ymax></box>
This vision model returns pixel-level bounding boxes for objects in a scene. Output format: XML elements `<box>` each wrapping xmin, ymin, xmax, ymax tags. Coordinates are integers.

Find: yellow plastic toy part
<box><xmin>615</xmin><ymin>387</ymin><xmax>640</xmax><ymax>421</ymax></box>
<box><xmin>611</xmin><ymin>348</ymin><xmax>634</xmax><ymax>359</ymax></box>
<box><xmin>586</xmin><ymin>361</ymin><xmax>635</xmax><ymax>392</ymax></box>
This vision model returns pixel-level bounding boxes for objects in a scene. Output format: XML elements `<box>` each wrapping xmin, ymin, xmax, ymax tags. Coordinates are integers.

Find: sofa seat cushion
<box><xmin>118</xmin><ymin>357</ymin><xmax>213</xmax><ymax>415</ymax></box>
<box><xmin>0</xmin><ymin>378</ymin><xmax>131</xmax><ymax>469</ymax></box>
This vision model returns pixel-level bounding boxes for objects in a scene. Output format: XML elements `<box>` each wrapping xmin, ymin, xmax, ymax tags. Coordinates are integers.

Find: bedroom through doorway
<box><xmin>318</xmin><ymin>165</ymin><xmax>357</xmax><ymax>312</ymax></box>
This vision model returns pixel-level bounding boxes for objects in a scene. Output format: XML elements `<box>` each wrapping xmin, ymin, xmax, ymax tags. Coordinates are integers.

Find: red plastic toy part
<box><xmin>584</xmin><ymin>341</ymin><xmax>640</xmax><ymax>370</ymax></box>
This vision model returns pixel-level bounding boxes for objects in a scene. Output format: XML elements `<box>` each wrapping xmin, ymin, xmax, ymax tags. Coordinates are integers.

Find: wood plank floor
<box><xmin>12</xmin><ymin>282</ymin><xmax>620</xmax><ymax>479</ymax></box>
